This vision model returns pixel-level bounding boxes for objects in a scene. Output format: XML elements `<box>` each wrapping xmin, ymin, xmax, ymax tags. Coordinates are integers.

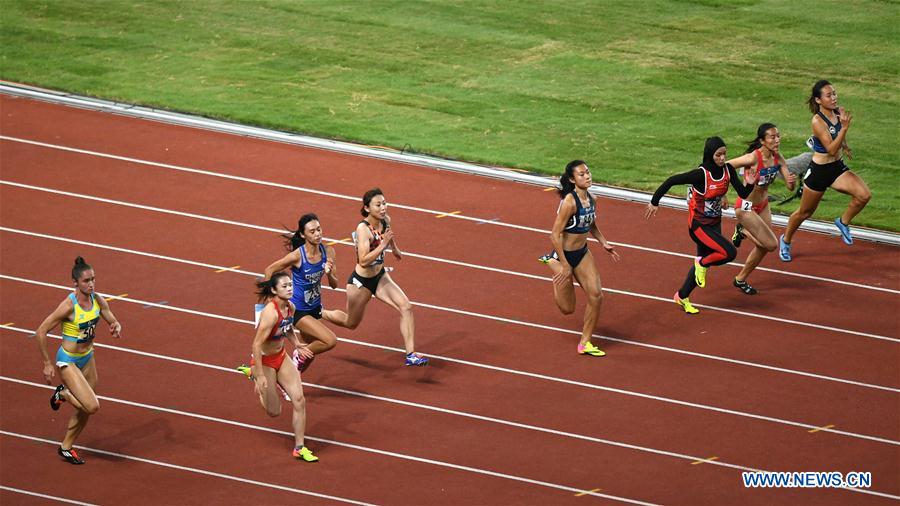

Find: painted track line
<box><xmin>2</xmin><ymin>279</ymin><xmax>896</xmax><ymax>447</ymax></box>
<box><xmin>2</xmin><ymin>181</ymin><xmax>895</xmax><ymax>344</ymax></box>
<box><xmin>0</xmin><ymin>380</ymin><xmax>658</xmax><ymax>506</ymax></box>
<box><xmin>3</xmin><ymin>225</ymin><xmax>896</xmax><ymax>394</ymax></box>
<box><xmin>2</xmin><ymin>135</ymin><xmax>897</xmax><ymax>296</ymax></box>
<box><xmin>0</xmin><ymin>430</ymin><xmax>373</xmax><ymax>506</ymax></box>
<box><xmin>0</xmin><ymin>486</ymin><xmax>97</xmax><ymax>506</ymax></box>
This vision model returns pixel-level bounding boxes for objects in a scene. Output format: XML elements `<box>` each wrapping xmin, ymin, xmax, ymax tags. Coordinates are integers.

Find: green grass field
<box><xmin>2</xmin><ymin>0</ymin><xmax>898</xmax><ymax>230</ymax></box>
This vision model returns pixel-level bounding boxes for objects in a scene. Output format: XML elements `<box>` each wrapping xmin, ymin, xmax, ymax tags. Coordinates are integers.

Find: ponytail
<box><xmin>557</xmin><ymin>160</ymin><xmax>585</xmax><ymax>198</ymax></box>
<box><xmin>282</xmin><ymin>213</ymin><xmax>319</xmax><ymax>252</ymax></box>
<box><xmin>360</xmin><ymin>188</ymin><xmax>384</xmax><ymax>217</ymax></box>
<box><xmin>71</xmin><ymin>256</ymin><xmax>92</xmax><ymax>280</ymax></box>
<box><xmin>745</xmin><ymin>122</ymin><xmax>777</xmax><ymax>153</ymax></box>
<box><xmin>256</xmin><ymin>271</ymin><xmax>290</xmax><ymax>302</ymax></box>
<box><xmin>808</xmin><ymin>79</ymin><xmax>831</xmax><ymax>114</ymax></box>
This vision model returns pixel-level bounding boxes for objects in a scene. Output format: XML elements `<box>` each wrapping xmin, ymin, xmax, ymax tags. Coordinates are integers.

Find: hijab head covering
<box><xmin>702</xmin><ymin>136</ymin><xmax>726</xmax><ymax>169</ymax></box>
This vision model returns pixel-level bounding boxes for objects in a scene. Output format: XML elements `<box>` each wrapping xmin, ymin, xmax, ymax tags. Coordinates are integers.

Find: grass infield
<box><xmin>2</xmin><ymin>0</ymin><xmax>897</xmax><ymax>230</ymax></box>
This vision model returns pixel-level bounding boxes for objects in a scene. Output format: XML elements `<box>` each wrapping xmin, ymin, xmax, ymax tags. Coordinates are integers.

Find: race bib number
<box><xmin>740</xmin><ymin>200</ymin><xmax>753</xmax><ymax>212</ymax></box>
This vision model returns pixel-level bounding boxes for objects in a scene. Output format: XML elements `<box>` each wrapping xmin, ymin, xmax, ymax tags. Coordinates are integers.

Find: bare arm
<box><xmin>726</xmin><ymin>152</ymin><xmax>757</xmax><ymax>170</ymax></box>
<box><xmin>589</xmin><ymin>216</ymin><xmax>620</xmax><ymax>262</ymax></box>
<box><xmin>263</xmin><ymin>250</ymin><xmax>301</xmax><ymax>281</ymax></box>
<box><xmin>324</xmin><ymin>246</ymin><xmax>339</xmax><ymax>288</ymax></box>
<box><xmin>251</xmin><ymin>305</ymin><xmax>277</xmax><ymax>389</ymax></box>
<box><xmin>812</xmin><ymin>111</ymin><xmax>852</xmax><ymax>157</ymax></box>
<box><xmin>95</xmin><ymin>294</ymin><xmax>122</xmax><ymax>338</ymax></box>
<box><xmin>35</xmin><ymin>299</ymin><xmax>72</xmax><ymax>383</ymax></box>
<box><xmin>356</xmin><ymin>223</ymin><xmax>393</xmax><ymax>267</ymax></box>
<box><xmin>550</xmin><ymin>195</ymin><xmax>576</xmax><ymax>270</ymax></box>
<box><xmin>385</xmin><ymin>215</ymin><xmax>402</xmax><ymax>260</ymax></box>
<box><xmin>777</xmin><ymin>153</ymin><xmax>796</xmax><ymax>191</ymax></box>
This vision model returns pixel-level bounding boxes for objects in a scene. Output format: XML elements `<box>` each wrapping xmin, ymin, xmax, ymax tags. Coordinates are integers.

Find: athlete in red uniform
<box><xmin>645</xmin><ymin>137</ymin><xmax>753</xmax><ymax>313</ymax></box>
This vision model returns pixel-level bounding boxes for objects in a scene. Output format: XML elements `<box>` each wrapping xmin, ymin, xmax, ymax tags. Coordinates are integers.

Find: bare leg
<box><xmin>295</xmin><ymin>316</ymin><xmax>337</xmax><ymax>355</ymax></box>
<box><xmin>277</xmin><ymin>362</ymin><xmax>307</xmax><ymax>448</ymax></box>
<box><xmin>543</xmin><ymin>258</ymin><xmax>576</xmax><ymax>315</ymax></box>
<box><xmin>735</xmin><ymin>208</ymin><xmax>776</xmax><ymax>282</ymax></box>
<box><xmin>322</xmin><ymin>284</ymin><xmax>371</xmax><ymax>330</ymax></box>
<box><xmin>374</xmin><ymin>274</ymin><xmax>416</xmax><ymax>353</ymax></box>
<box><xmin>257</xmin><ymin>365</ymin><xmax>282</xmax><ymax>417</ymax></box>
<box><xmin>59</xmin><ymin>359</ymin><xmax>99</xmax><ymax>450</ymax></box>
<box><xmin>571</xmin><ymin>251</ymin><xmax>603</xmax><ymax>346</ymax></box>
<box><xmin>783</xmin><ymin>185</ymin><xmax>825</xmax><ymax>244</ymax></box>
<box><xmin>830</xmin><ymin>171</ymin><xmax>872</xmax><ymax>225</ymax></box>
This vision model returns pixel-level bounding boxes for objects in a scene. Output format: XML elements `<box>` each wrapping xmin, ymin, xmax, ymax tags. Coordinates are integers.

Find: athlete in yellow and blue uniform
<box><xmin>35</xmin><ymin>257</ymin><xmax>122</xmax><ymax>465</ymax></box>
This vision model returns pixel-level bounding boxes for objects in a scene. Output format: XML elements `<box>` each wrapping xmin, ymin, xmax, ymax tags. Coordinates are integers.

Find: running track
<box><xmin>1</xmin><ymin>94</ymin><xmax>898</xmax><ymax>505</ymax></box>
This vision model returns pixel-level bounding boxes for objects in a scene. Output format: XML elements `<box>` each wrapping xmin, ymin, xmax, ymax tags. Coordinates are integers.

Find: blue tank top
<box><xmin>562</xmin><ymin>191</ymin><xmax>595</xmax><ymax>234</ymax></box>
<box><xmin>290</xmin><ymin>244</ymin><xmax>327</xmax><ymax>311</ymax></box>
<box><xmin>810</xmin><ymin>111</ymin><xmax>841</xmax><ymax>154</ymax></box>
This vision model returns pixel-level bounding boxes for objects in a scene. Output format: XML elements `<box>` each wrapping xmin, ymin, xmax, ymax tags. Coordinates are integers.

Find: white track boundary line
<box><xmin>0</xmin><ymin>486</ymin><xmax>97</xmax><ymax>506</ymax></box>
<box><xmin>2</xmin><ymin>134</ymin><xmax>897</xmax><ymax>296</ymax></box>
<box><xmin>0</xmin><ymin>382</ymin><xmax>656</xmax><ymax>506</ymax></box>
<box><xmin>2</xmin><ymin>277</ymin><xmax>897</xmax><ymax>446</ymax></box>
<box><xmin>2</xmin><ymin>181</ymin><xmax>895</xmax><ymax>344</ymax></box>
<box><xmin>3</xmin><ymin>225</ymin><xmax>896</xmax><ymax>393</ymax></box>
<box><xmin>0</xmin><ymin>430</ymin><xmax>373</xmax><ymax>506</ymax></box>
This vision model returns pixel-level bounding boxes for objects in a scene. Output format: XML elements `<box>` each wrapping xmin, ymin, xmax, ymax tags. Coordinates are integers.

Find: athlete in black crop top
<box><xmin>645</xmin><ymin>137</ymin><xmax>752</xmax><ymax>314</ymax></box>
<box><xmin>539</xmin><ymin>160</ymin><xmax>619</xmax><ymax>357</ymax></box>
<box><xmin>779</xmin><ymin>80</ymin><xmax>871</xmax><ymax>261</ymax></box>
<box><xmin>322</xmin><ymin>188</ymin><xmax>429</xmax><ymax>366</ymax></box>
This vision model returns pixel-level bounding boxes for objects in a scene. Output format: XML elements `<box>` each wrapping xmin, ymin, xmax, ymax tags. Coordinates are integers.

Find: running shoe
<box><xmin>293</xmin><ymin>446</ymin><xmax>319</xmax><ymax>462</ymax></box>
<box><xmin>58</xmin><ymin>446</ymin><xmax>85</xmax><ymax>465</ymax></box>
<box><xmin>292</xmin><ymin>349</ymin><xmax>315</xmax><ymax>373</ymax></box>
<box><xmin>778</xmin><ymin>234</ymin><xmax>792</xmax><ymax>262</ymax></box>
<box><xmin>733</xmin><ymin>278</ymin><xmax>758</xmax><ymax>295</ymax></box>
<box><xmin>50</xmin><ymin>384</ymin><xmax>65</xmax><ymax>411</ymax></box>
<box><xmin>674</xmin><ymin>292</ymin><xmax>699</xmax><ymax>314</ymax></box>
<box><xmin>731</xmin><ymin>223</ymin><xmax>745</xmax><ymax>248</ymax></box>
<box><xmin>834</xmin><ymin>217</ymin><xmax>854</xmax><ymax>245</ymax></box>
<box><xmin>538</xmin><ymin>252</ymin><xmax>556</xmax><ymax>264</ymax></box>
<box><xmin>405</xmin><ymin>352</ymin><xmax>429</xmax><ymax>366</ymax></box>
<box><xmin>236</xmin><ymin>365</ymin><xmax>252</xmax><ymax>379</ymax></box>
<box><xmin>693</xmin><ymin>257</ymin><xmax>708</xmax><ymax>288</ymax></box>
<box><xmin>577</xmin><ymin>341</ymin><xmax>606</xmax><ymax>357</ymax></box>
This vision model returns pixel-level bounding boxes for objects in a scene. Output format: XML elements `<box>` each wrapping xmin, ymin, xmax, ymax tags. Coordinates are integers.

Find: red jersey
<box><xmin>687</xmin><ymin>166</ymin><xmax>730</xmax><ymax>225</ymax></box>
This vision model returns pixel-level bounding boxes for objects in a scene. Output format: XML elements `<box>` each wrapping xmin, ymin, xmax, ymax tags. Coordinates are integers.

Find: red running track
<box><xmin>1</xmin><ymin>94</ymin><xmax>898</xmax><ymax>505</ymax></box>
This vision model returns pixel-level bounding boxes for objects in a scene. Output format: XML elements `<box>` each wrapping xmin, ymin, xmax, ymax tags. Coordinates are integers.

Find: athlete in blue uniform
<box><xmin>263</xmin><ymin>213</ymin><xmax>339</xmax><ymax>372</ymax></box>
<box><xmin>35</xmin><ymin>257</ymin><xmax>122</xmax><ymax>464</ymax></box>
<box><xmin>779</xmin><ymin>80</ymin><xmax>871</xmax><ymax>261</ymax></box>
<box><xmin>539</xmin><ymin>160</ymin><xmax>619</xmax><ymax>357</ymax></box>
<box><xmin>323</xmin><ymin>188</ymin><xmax>428</xmax><ymax>366</ymax></box>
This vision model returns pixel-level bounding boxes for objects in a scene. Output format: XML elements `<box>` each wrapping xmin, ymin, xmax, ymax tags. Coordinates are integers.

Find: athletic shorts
<box><xmin>250</xmin><ymin>347</ymin><xmax>287</xmax><ymax>371</ymax></box>
<box><xmin>348</xmin><ymin>267</ymin><xmax>386</xmax><ymax>295</ymax></box>
<box><xmin>734</xmin><ymin>197</ymin><xmax>769</xmax><ymax>214</ymax></box>
<box><xmin>56</xmin><ymin>347</ymin><xmax>94</xmax><ymax>370</ymax></box>
<box><xmin>293</xmin><ymin>305</ymin><xmax>323</xmax><ymax>323</ymax></box>
<box><xmin>804</xmin><ymin>159</ymin><xmax>850</xmax><ymax>192</ymax></box>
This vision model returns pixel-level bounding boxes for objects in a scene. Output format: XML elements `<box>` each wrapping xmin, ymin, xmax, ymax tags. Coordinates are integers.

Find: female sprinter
<box><xmin>779</xmin><ymin>80</ymin><xmax>871</xmax><ymax>261</ymax></box>
<box><xmin>322</xmin><ymin>188</ymin><xmax>428</xmax><ymax>366</ymax></box>
<box><xmin>263</xmin><ymin>213</ymin><xmax>339</xmax><ymax>373</ymax></box>
<box><xmin>645</xmin><ymin>137</ymin><xmax>752</xmax><ymax>313</ymax></box>
<box><xmin>244</xmin><ymin>272</ymin><xmax>318</xmax><ymax>462</ymax></box>
<box><xmin>538</xmin><ymin>160</ymin><xmax>620</xmax><ymax>357</ymax></box>
<box><xmin>34</xmin><ymin>257</ymin><xmax>122</xmax><ymax>464</ymax></box>
<box><xmin>727</xmin><ymin>123</ymin><xmax>796</xmax><ymax>294</ymax></box>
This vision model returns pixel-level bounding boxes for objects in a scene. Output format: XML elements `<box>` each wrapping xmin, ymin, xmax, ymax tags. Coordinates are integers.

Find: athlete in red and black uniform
<box><xmin>645</xmin><ymin>136</ymin><xmax>752</xmax><ymax>314</ymax></box>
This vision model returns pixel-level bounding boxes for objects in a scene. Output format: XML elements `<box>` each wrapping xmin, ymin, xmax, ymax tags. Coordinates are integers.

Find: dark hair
<box><xmin>746</xmin><ymin>122</ymin><xmax>778</xmax><ymax>153</ymax></box>
<box><xmin>283</xmin><ymin>213</ymin><xmax>319</xmax><ymax>251</ymax></box>
<box><xmin>807</xmin><ymin>79</ymin><xmax>832</xmax><ymax>114</ymax></box>
<box><xmin>558</xmin><ymin>160</ymin><xmax>586</xmax><ymax>198</ymax></box>
<box><xmin>360</xmin><ymin>188</ymin><xmax>384</xmax><ymax>217</ymax></box>
<box><xmin>702</xmin><ymin>136</ymin><xmax>726</xmax><ymax>169</ymax></box>
<box><xmin>256</xmin><ymin>271</ymin><xmax>290</xmax><ymax>302</ymax></box>
<box><xmin>71</xmin><ymin>256</ymin><xmax>92</xmax><ymax>281</ymax></box>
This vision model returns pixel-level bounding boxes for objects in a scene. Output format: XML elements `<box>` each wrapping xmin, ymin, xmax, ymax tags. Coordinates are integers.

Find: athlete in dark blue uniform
<box><xmin>540</xmin><ymin>160</ymin><xmax>619</xmax><ymax>357</ymax></box>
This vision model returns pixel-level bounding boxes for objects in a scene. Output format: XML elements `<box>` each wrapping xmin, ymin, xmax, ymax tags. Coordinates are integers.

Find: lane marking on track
<box><xmin>576</xmin><ymin>488</ymin><xmax>602</xmax><ymax>497</ymax></box>
<box><xmin>544</xmin><ymin>187</ymin><xmax>557</xmax><ymax>192</ymax></box>
<box><xmin>214</xmin><ymin>265</ymin><xmax>241</xmax><ymax>273</ymax></box>
<box><xmin>2</xmin><ymin>294</ymin><xmax>898</xmax><ymax>448</ymax></box>
<box><xmin>1</xmin><ymin>186</ymin><xmax>894</xmax><ymax>344</ymax></box>
<box><xmin>0</xmin><ymin>431</ymin><xmax>374</xmax><ymax>506</ymax></box>
<box><xmin>690</xmin><ymin>456</ymin><xmax>719</xmax><ymax>465</ymax></box>
<box><xmin>1</xmin><ymin>322</ymin><xmax>15</xmax><ymax>327</ymax></box>
<box><xmin>2</xmin><ymin>135</ymin><xmax>895</xmax><ymax>295</ymax></box>
<box><xmin>475</xmin><ymin>218</ymin><xmax>500</xmax><ymax>225</ymax></box>
<box><xmin>4</xmin><ymin>225</ymin><xmax>900</xmax><ymax>393</ymax></box>
<box><xmin>0</xmin><ymin>486</ymin><xmax>97</xmax><ymax>506</ymax></box>
<box><xmin>327</xmin><ymin>237</ymin><xmax>351</xmax><ymax>246</ymax></box>
<box><xmin>435</xmin><ymin>211</ymin><xmax>460</xmax><ymax>218</ymax></box>
<box><xmin>104</xmin><ymin>293</ymin><xmax>129</xmax><ymax>302</ymax></box>
<box><xmin>808</xmin><ymin>424</ymin><xmax>836</xmax><ymax>434</ymax></box>
<box><xmin>141</xmin><ymin>300</ymin><xmax>168</xmax><ymax>309</ymax></box>
<box><xmin>0</xmin><ymin>385</ymin><xmax>659</xmax><ymax>506</ymax></box>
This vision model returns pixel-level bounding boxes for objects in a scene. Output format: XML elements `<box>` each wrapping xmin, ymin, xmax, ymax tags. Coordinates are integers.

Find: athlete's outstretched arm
<box><xmin>263</xmin><ymin>250</ymin><xmax>301</xmax><ymax>280</ymax></box>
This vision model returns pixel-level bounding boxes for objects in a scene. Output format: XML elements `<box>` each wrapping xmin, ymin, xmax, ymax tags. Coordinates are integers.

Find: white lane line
<box><xmin>0</xmin><ymin>430</ymin><xmax>373</xmax><ymax>506</ymax></box>
<box><xmin>3</xmin><ymin>225</ymin><xmax>896</xmax><ymax>393</ymax></box>
<box><xmin>2</xmin><ymin>280</ymin><xmax>897</xmax><ymax>447</ymax></box>
<box><xmin>0</xmin><ymin>382</ymin><xmax>657</xmax><ymax>506</ymax></box>
<box><xmin>1</xmin><ymin>182</ymin><xmax>895</xmax><ymax>344</ymax></box>
<box><xmin>1</xmin><ymin>134</ymin><xmax>896</xmax><ymax>296</ymax></box>
<box><xmin>0</xmin><ymin>486</ymin><xmax>97</xmax><ymax>506</ymax></box>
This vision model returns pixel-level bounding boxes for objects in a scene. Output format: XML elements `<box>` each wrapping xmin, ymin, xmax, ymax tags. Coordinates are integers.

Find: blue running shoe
<box><xmin>834</xmin><ymin>218</ymin><xmax>853</xmax><ymax>245</ymax></box>
<box><xmin>405</xmin><ymin>352</ymin><xmax>429</xmax><ymax>366</ymax></box>
<box><xmin>778</xmin><ymin>234</ymin><xmax>792</xmax><ymax>262</ymax></box>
